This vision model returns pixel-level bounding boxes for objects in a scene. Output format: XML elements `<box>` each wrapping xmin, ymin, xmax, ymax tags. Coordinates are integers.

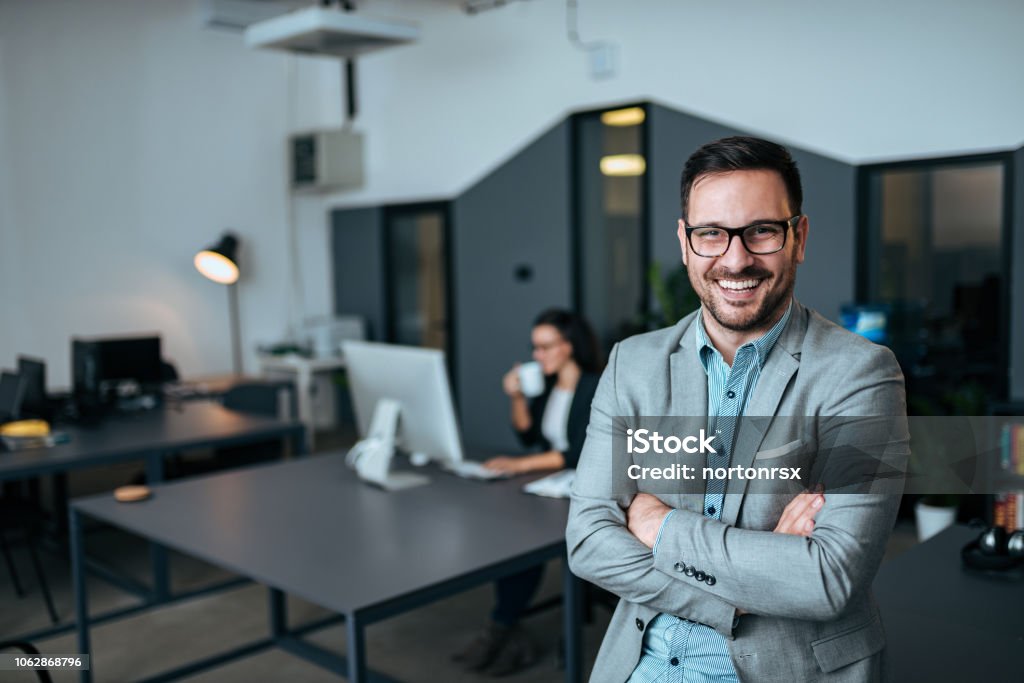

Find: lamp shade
<box><xmin>194</xmin><ymin>233</ymin><xmax>240</xmax><ymax>285</ymax></box>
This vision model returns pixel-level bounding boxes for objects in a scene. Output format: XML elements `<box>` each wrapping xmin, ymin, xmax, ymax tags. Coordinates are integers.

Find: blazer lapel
<box><xmin>720</xmin><ymin>303</ymin><xmax>806</xmax><ymax>526</ymax></box>
<box><xmin>669</xmin><ymin>317</ymin><xmax>709</xmax><ymax>514</ymax></box>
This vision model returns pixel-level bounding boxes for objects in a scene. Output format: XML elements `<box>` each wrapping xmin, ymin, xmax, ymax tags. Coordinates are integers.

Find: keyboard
<box><xmin>444</xmin><ymin>460</ymin><xmax>513</xmax><ymax>481</ymax></box>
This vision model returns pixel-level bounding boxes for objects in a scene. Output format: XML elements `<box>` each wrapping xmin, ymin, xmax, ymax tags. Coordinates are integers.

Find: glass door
<box><xmin>573</xmin><ymin>104</ymin><xmax>650</xmax><ymax>353</ymax></box>
<box><xmin>383</xmin><ymin>203</ymin><xmax>452</xmax><ymax>355</ymax></box>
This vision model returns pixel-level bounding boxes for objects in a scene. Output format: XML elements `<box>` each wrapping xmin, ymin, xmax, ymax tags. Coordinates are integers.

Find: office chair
<box><xmin>0</xmin><ymin>492</ymin><xmax>59</xmax><ymax>625</ymax></box>
<box><xmin>0</xmin><ymin>639</ymin><xmax>55</xmax><ymax>682</ymax></box>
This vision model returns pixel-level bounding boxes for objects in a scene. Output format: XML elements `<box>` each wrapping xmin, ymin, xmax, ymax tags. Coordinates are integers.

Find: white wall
<box><xmin>2</xmin><ymin>0</ymin><xmax>1022</xmax><ymax>384</ymax></box>
<box><xmin>0</xmin><ymin>0</ymin><xmax>339</xmax><ymax>384</ymax></box>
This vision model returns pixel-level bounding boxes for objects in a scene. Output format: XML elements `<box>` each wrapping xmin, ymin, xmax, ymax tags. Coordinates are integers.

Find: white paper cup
<box><xmin>518</xmin><ymin>361</ymin><xmax>545</xmax><ymax>398</ymax></box>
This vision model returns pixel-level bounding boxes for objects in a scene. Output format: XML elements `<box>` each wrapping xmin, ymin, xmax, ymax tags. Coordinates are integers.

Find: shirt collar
<box><xmin>695</xmin><ymin>299</ymin><xmax>793</xmax><ymax>371</ymax></box>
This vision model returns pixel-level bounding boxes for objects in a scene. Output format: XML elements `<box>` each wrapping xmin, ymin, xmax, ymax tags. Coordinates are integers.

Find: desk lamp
<box><xmin>194</xmin><ymin>232</ymin><xmax>243</xmax><ymax>374</ymax></box>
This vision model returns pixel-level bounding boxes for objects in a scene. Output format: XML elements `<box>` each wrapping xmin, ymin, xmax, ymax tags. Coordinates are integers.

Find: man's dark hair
<box><xmin>680</xmin><ymin>136</ymin><xmax>802</xmax><ymax>221</ymax></box>
<box><xmin>532</xmin><ymin>308</ymin><xmax>602</xmax><ymax>374</ymax></box>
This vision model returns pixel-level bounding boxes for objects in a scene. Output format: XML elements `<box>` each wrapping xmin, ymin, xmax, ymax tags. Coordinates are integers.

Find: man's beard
<box><xmin>695</xmin><ymin>262</ymin><xmax>796</xmax><ymax>333</ymax></box>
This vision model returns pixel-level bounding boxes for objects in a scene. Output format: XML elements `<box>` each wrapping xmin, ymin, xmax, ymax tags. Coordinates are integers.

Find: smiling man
<box><xmin>567</xmin><ymin>137</ymin><xmax>909</xmax><ymax>682</ymax></box>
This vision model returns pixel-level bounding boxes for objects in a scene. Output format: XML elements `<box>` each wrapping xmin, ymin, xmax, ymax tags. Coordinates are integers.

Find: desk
<box><xmin>874</xmin><ymin>525</ymin><xmax>1024</xmax><ymax>681</ymax></box>
<box><xmin>1</xmin><ymin>401</ymin><xmax>306</xmax><ymax>642</ymax></box>
<box><xmin>0</xmin><ymin>401</ymin><xmax>305</xmax><ymax>483</ymax></box>
<box><xmin>70</xmin><ymin>453</ymin><xmax>582</xmax><ymax>683</ymax></box>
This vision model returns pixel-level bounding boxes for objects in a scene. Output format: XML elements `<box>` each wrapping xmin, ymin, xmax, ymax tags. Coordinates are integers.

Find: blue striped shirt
<box><xmin>629</xmin><ymin>301</ymin><xmax>793</xmax><ymax>683</ymax></box>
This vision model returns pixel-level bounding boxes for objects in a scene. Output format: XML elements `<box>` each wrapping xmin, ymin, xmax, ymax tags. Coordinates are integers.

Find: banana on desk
<box><xmin>0</xmin><ymin>419</ymin><xmax>51</xmax><ymax>437</ymax></box>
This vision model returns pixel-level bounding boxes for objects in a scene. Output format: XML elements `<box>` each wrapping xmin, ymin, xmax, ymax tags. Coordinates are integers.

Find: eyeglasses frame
<box><xmin>684</xmin><ymin>214</ymin><xmax>803</xmax><ymax>257</ymax></box>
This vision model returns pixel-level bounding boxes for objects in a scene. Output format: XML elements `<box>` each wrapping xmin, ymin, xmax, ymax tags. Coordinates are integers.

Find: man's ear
<box><xmin>794</xmin><ymin>215</ymin><xmax>809</xmax><ymax>264</ymax></box>
<box><xmin>678</xmin><ymin>219</ymin><xmax>689</xmax><ymax>266</ymax></box>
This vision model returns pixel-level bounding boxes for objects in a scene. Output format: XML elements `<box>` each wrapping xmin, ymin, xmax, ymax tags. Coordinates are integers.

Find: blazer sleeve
<box><xmin>649</xmin><ymin>344</ymin><xmax>909</xmax><ymax>621</ymax></box>
<box><xmin>566</xmin><ymin>344</ymin><xmax>741</xmax><ymax>638</ymax></box>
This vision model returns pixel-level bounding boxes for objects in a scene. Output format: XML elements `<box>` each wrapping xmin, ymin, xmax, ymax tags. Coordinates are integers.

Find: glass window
<box><xmin>862</xmin><ymin>158</ymin><xmax>1009</xmax><ymax>413</ymax></box>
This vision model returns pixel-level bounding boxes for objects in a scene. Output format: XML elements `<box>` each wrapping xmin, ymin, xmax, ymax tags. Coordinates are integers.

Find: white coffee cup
<box><xmin>517</xmin><ymin>361</ymin><xmax>545</xmax><ymax>398</ymax></box>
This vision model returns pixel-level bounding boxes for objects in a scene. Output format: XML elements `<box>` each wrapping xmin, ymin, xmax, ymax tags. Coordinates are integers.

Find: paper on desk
<box><xmin>522</xmin><ymin>469</ymin><xmax>576</xmax><ymax>498</ymax></box>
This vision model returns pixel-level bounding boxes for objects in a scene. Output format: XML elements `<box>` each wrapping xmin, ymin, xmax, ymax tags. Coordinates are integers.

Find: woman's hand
<box><xmin>484</xmin><ymin>455</ymin><xmax>528</xmax><ymax>474</ymax></box>
<box><xmin>502</xmin><ymin>364</ymin><xmax>523</xmax><ymax>397</ymax></box>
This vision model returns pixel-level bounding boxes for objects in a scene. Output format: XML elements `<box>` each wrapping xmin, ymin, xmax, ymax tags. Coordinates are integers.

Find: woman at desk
<box><xmin>454</xmin><ymin>308</ymin><xmax>601</xmax><ymax>675</ymax></box>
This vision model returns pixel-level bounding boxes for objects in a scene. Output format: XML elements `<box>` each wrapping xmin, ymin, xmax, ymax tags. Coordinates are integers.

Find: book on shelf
<box><xmin>994</xmin><ymin>424</ymin><xmax>1024</xmax><ymax>531</ymax></box>
<box><xmin>1000</xmin><ymin>423</ymin><xmax>1024</xmax><ymax>475</ymax></box>
<box><xmin>993</xmin><ymin>491</ymin><xmax>1023</xmax><ymax>532</ymax></box>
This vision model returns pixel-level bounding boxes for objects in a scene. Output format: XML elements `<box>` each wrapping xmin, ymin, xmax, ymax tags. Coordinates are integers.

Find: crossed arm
<box><xmin>565</xmin><ymin>343</ymin><xmax>908</xmax><ymax>636</ymax></box>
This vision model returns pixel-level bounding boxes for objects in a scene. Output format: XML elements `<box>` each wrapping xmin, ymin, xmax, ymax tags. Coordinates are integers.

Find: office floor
<box><xmin>0</xmin><ymin>431</ymin><xmax>920</xmax><ymax>682</ymax></box>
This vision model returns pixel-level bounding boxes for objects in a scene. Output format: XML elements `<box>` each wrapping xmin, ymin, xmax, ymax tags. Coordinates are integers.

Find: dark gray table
<box><xmin>0</xmin><ymin>400</ymin><xmax>305</xmax><ymax>482</ymax></box>
<box><xmin>0</xmin><ymin>401</ymin><xmax>306</xmax><ymax>641</ymax></box>
<box><xmin>70</xmin><ymin>453</ymin><xmax>581</xmax><ymax>683</ymax></box>
<box><xmin>874</xmin><ymin>525</ymin><xmax>1024</xmax><ymax>681</ymax></box>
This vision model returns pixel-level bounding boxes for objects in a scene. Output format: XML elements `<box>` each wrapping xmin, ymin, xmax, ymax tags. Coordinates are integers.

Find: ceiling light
<box><xmin>600</xmin><ymin>107</ymin><xmax>645</xmax><ymax>127</ymax></box>
<box><xmin>600</xmin><ymin>154</ymin><xmax>646</xmax><ymax>177</ymax></box>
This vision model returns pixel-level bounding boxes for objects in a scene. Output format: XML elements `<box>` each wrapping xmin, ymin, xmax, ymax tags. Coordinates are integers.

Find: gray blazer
<box><xmin>566</xmin><ymin>301</ymin><xmax>909</xmax><ymax>683</ymax></box>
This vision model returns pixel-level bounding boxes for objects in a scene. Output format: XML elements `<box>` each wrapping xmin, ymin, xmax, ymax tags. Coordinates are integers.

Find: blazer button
<box><xmin>694</xmin><ymin>570</ymin><xmax>707</xmax><ymax>582</ymax></box>
<box><xmin>705</xmin><ymin>574</ymin><xmax>717</xmax><ymax>586</ymax></box>
<box><xmin>635</xmin><ymin>618</ymin><xmax>645</xmax><ymax>631</ymax></box>
<box><xmin>684</xmin><ymin>565</ymin><xmax>696</xmax><ymax>577</ymax></box>
<box><xmin>674</xmin><ymin>562</ymin><xmax>687</xmax><ymax>573</ymax></box>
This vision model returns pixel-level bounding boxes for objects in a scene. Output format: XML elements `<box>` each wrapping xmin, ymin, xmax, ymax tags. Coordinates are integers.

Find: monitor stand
<box><xmin>349</xmin><ymin>398</ymin><xmax>430</xmax><ymax>491</ymax></box>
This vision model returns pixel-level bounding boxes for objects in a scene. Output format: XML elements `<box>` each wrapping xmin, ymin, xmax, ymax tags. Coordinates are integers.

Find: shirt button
<box><xmin>670</xmin><ymin>657</ymin><xmax>680</xmax><ymax>666</ymax></box>
<box><xmin>726</xmin><ymin>390</ymin><xmax>736</xmax><ymax>399</ymax></box>
<box><xmin>674</xmin><ymin>562</ymin><xmax>687</xmax><ymax>573</ymax></box>
<box><xmin>684</xmin><ymin>565</ymin><xmax>696</xmax><ymax>577</ymax></box>
<box><xmin>695</xmin><ymin>570</ymin><xmax>707</xmax><ymax>582</ymax></box>
<box><xmin>706</xmin><ymin>506</ymin><xmax>716</xmax><ymax>515</ymax></box>
<box><xmin>706</xmin><ymin>574</ymin><xmax>717</xmax><ymax>586</ymax></box>
<box><xmin>636</xmin><ymin>618</ymin><xmax>645</xmax><ymax>631</ymax></box>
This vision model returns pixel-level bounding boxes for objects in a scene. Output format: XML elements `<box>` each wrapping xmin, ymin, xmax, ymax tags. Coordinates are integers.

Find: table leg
<box><xmin>145</xmin><ymin>453</ymin><xmax>170</xmax><ymax>601</ymax></box>
<box><xmin>54</xmin><ymin>473</ymin><xmax>70</xmax><ymax>536</ymax></box>
<box><xmin>70</xmin><ymin>508</ymin><xmax>92</xmax><ymax>683</ymax></box>
<box><xmin>269</xmin><ymin>588</ymin><xmax>287</xmax><ymax>639</ymax></box>
<box><xmin>298</xmin><ymin>366</ymin><xmax>316</xmax><ymax>451</ymax></box>
<box><xmin>563</xmin><ymin>559</ymin><xmax>583</xmax><ymax>683</ymax></box>
<box><xmin>346</xmin><ymin>611</ymin><xmax>366</xmax><ymax>683</ymax></box>
<box><xmin>291</xmin><ymin>425</ymin><xmax>309</xmax><ymax>457</ymax></box>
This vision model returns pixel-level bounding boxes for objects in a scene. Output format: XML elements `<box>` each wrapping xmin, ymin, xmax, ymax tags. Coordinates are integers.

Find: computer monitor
<box><xmin>17</xmin><ymin>356</ymin><xmax>48</xmax><ymax>419</ymax></box>
<box><xmin>0</xmin><ymin>371</ymin><xmax>26</xmax><ymax>423</ymax></box>
<box><xmin>73</xmin><ymin>335</ymin><xmax>163</xmax><ymax>401</ymax></box>
<box><xmin>840</xmin><ymin>304</ymin><xmax>890</xmax><ymax>345</ymax></box>
<box><xmin>341</xmin><ymin>340</ymin><xmax>463</xmax><ymax>490</ymax></box>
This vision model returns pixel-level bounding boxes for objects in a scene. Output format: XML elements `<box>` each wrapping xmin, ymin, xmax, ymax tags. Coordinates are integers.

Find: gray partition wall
<box><xmin>646</xmin><ymin>103</ymin><xmax>857</xmax><ymax>322</ymax></box>
<box><xmin>453</xmin><ymin>123</ymin><xmax>573</xmax><ymax>451</ymax></box>
<box><xmin>331</xmin><ymin>206</ymin><xmax>387</xmax><ymax>341</ymax></box>
<box><xmin>1012</xmin><ymin>145</ymin><xmax>1023</xmax><ymax>401</ymax></box>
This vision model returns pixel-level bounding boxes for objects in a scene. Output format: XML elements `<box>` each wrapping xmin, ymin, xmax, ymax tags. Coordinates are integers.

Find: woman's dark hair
<box><xmin>680</xmin><ymin>136</ymin><xmax>802</xmax><ymax>221</ymax></box>
<box><xmin>533</xmin><ymin>308</ymin><xmax>602</xmax><ymax>374</ymax></box>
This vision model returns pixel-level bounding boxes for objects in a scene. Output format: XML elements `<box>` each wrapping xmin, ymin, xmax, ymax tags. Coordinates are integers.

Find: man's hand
<box><xmin>773</xmin><ymin>491</ymin><xmax>825</xmax><ymax>536</ymax></box>
<box><xmin>627</xmin><ymin>493</ymin><xmax>673</xmax><ymax>548</ymax></box>
<box><xmin>736</xmin><ymin>490</ymin><xmax>825</xmax><ymax>618</ymax></box>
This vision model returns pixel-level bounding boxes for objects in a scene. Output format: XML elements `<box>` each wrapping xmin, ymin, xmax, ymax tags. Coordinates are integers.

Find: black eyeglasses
<box><xmin>684</xmin><ymin>215</ymin><xmax>801</xmax><ymax>257</ymax></box>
